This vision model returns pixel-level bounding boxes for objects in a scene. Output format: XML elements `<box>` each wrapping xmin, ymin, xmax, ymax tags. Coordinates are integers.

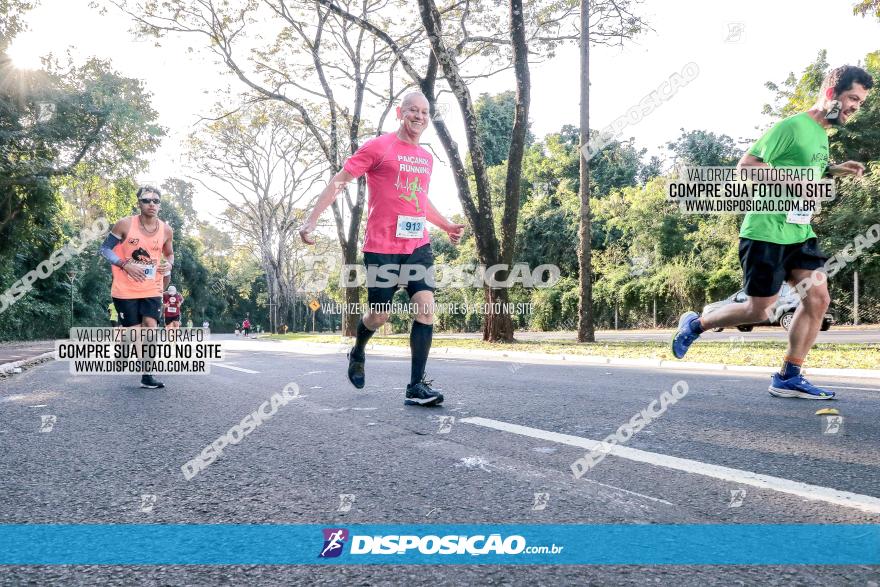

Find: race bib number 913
<box><xmin>396</xmin><ymin>215</ymin><xmax>426</xmax><ymax>239</ymax></box>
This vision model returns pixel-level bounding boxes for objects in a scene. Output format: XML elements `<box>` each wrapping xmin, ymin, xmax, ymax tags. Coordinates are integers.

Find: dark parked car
<box><xmin>702</xmin><ymin>284</ymin><xmax>835</xmax><ymax>332</ymax></box>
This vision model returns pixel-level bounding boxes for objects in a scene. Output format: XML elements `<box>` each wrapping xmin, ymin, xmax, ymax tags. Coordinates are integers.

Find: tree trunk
<box><xmin>577</xmin><ymin>0</ymin><xmax>595</xmax><ymax>343</ymax></box>
<box><xmin>853</xmin><ymin>270</ymin><xmax>859</xmax><ymax>326</ymax></box>
<box><xmin>499</xmin><ymin>0</ymin><xmax>530</xmax><ymax>268</ymax></box>
<box><xmin>278</xmin><ymin>279</ymin><xmax>294</xmax><ymax>332</ymax></box>
<box><xmin>343</xmin><ymin>280</ymin><xmax>360</xmax><ymax>336</ymax></box>
<box><xmin>483</xmin><ymin>286</ymin><xmax>514</xmax><ymax>342</ymax></box>
<box><xmin>415</xmin><ymin>0</ymin><xmax>520</xmax><ymax>343</ymax></box>
<box><xmin>340</xmin><ymin>207</ymin><xmax>361</xmax><ymax>336</ymax></box>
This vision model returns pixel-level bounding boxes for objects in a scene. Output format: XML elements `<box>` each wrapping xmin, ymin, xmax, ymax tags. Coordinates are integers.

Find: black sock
<box><xmin>409</xmin><ymin>321</ymin><xmax>433</xmax><ymax>386</ymax></box>
<box><xmin>353</xmin><ymin>319</ymin><xmax>374</xmax><ymax>359</ymax></box>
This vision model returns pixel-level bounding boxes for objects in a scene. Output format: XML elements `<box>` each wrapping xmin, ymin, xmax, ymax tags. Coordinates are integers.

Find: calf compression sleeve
<box><xmin>409</xmin><ymin>320</ymin><xmax>433</xmax><ymax>386</ymax></box>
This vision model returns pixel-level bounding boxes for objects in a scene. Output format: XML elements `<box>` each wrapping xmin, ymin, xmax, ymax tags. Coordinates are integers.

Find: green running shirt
<box><xmin>739</xmin><ymin>112</ymin><xmax>829</xmax><ymax>244</ymax></box>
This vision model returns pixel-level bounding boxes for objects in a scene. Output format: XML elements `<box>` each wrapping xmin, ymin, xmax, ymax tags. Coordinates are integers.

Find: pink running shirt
<box><xmin>343</xmin><ymin>132</ymin><xmax>432</xmax><ymax>254</ymax></box>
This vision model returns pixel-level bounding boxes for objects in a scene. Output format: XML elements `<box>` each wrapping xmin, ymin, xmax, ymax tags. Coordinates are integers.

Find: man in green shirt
<box><xmin>673</xmin><ymin>65</ymin><xmax>873</xmax><ymax>399</ymax></box>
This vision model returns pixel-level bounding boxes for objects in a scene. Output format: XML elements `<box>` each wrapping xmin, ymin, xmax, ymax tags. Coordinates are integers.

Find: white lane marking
<box><xmin>823</xmin><ymin>385</ymin><xmax>880</xmax><ymax>392</ymax></box>
<box><xmin>318</xmin><ymin>407</ymin><xmax>378</xmax><ymax>412</ymax></box>
<box><xmin>213</xmin><ymin>364</ymin><xmax>259</xmax><ymax>374</ymax></box>
<box><xmin>0</xmin><ymin>391</ymin><xmax>60</xmax><ymax>404</ymax></box>
<box><xmin>586</xmin><ymin>479</ymin><xmax>674</xmax><ymax>506</ymax></box>
<box><xmin>461</xmin><ymin>416</ymin><xmax>880</xmax><ymax>514</ymax></box>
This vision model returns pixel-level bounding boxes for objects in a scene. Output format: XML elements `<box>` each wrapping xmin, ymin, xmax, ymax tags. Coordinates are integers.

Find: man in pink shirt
<box><xmin>300</xmin><ymin>92</ymin><xmax>464</xmax><ymax>406</ymax></box>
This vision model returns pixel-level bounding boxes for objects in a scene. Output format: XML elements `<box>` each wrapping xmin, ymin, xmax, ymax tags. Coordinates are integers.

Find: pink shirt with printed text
<box><xmin>343</xmin><ymin>132</ymin><xmax>432</xmax><ymax>254</ymax></box>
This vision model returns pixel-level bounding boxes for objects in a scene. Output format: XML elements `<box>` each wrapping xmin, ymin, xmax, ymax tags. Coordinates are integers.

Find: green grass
<box><xmin>266</xmin><ymin>333</ymin><xmax>880</xmax><ymax>370</ymax></box>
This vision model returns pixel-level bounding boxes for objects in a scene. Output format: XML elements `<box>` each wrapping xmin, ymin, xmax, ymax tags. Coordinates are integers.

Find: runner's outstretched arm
<box><xmin>299</xmin><ymin>170</ymin><xmax>356</xmax><ymax>244</ymax></box>
<box><xmin>736</xmin><ymin>153</ymin><xmax>770</xmax><ymax>171</ymax></box>
<box><xmin>425</xmin><ymin>199</ymin><xmax>465</xmax><ymax>245</ymax></box>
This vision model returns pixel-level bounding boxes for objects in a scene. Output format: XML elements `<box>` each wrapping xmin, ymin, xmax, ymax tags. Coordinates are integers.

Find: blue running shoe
<box><xmin>671</xmin><ymin>311</ymin><xmax>701</xmax><ymax>359</ymax></box>
<box><xmin>768</xmin><ymin>373</ymin><xmax>835</xmax><ymax>400</ymax></box>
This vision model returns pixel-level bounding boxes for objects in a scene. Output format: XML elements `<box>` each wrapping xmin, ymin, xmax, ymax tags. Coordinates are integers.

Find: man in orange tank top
<box><xmin>100</xmin><ymin>186</ymin><xmax>174</xmax><ymax>389</ymax></box>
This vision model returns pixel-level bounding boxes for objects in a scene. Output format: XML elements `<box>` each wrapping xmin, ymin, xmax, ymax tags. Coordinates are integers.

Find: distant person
<box><xmin>202</xmin><ymin>319</ymin><xmax>209</xmax><ymax>330</ymax></box>
<box><xmin>163</xmin><ymin>286</ymin><xmax>184</xmax><ymax>329</ymax></box>
<box><xmin>186</xmin><ymin>316</ymin><xmax>193</xmax><ymax>329</ymax></box>
<box><xmin>108</xmin><ymin>302</ymin><xmax>119</xmax><ymax>328</ymax></box>
<box><xmin>242</xmin><ymin>317</ymin><xmax>251</xmax><ymax>337</ymax></box>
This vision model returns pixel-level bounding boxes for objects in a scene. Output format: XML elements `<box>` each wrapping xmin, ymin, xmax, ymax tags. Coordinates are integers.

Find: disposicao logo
<box><xmin>349</xmin><ymin>533</ymin><xmax>527</xmax><ymax>556</ymax></box>
<box><xmin>319</xmin><ymin>528</ymin><xmax>349</xmax><ymax>558</ymax></box>
<box><xmin>318</xmin><ymin>529</ymin><xmax>550</xmax><ymax>558</ymax></box>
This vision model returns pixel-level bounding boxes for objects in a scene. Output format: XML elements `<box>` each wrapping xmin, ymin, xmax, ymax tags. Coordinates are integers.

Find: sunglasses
<box><xmin>139</xmin><ymin>198</ymin><xmax>161</xmax><ymax>205</ymax></box>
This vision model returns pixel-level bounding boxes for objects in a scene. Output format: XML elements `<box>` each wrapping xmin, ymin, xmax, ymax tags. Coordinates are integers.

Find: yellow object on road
<box><xmin>815</xmin><ymin>408</ymin><xmax>839</xmax><ymax>416</ymax></box>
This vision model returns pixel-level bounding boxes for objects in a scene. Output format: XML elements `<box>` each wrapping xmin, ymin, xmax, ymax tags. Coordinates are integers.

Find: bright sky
<box><xmin>7</xmin><ymin>0</ymin><xmax>880</xmax><ymax>225</ymax></box>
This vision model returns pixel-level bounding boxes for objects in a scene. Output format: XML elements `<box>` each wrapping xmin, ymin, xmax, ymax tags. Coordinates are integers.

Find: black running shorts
<box><xmin>738</xmin><ymin>238</ymin><xmax>828</xmax><ymax>297</ymax></box>
<box><xmin>362</xmin><ymin>243</ymin><xmax>435</xmax><ymax>311</ymax></box>
<box><xmin>112</xmin><ymin>297</ymin><xmax>162</xmax><ymax>327</ymax></box>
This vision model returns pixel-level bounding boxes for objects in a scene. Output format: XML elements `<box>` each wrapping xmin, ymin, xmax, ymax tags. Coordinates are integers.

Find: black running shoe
<box><xmin>405</xmin><ymin>378</ymin><xmax>444</xmax><ymax>406</ymax></box>
<box><xmin>141</xmin><ymin>374</ymin><xmax>165</xmax><ymax>389</ymax></box>
<box><xmin>347</xmin><ymin>348</ymin><xmax>365</xmax><ymax>389</ymax></box>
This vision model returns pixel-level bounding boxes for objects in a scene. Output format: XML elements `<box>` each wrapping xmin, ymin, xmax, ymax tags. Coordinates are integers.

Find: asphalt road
<box><xmin>2</xmin><ymin>342</ymin><xmax>880</xmax><ymax>585</ymax></box>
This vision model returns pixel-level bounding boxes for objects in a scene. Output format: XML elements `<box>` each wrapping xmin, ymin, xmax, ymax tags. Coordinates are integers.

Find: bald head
<box><xmin>401</xmin><ymin>91</ymin><xmax>429</xmax><ymax>110</ymax></box>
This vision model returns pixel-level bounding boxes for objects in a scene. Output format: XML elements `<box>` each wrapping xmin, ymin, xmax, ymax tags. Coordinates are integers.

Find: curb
<box><xmin>0</xmin><ymin>351</ymin><xmax>57</xmax><ymax>375</ymax></box>
<box><xmin>246</xmin><ymin>339</ymin><xmax>880</xmax><ymax>381</ymax></box>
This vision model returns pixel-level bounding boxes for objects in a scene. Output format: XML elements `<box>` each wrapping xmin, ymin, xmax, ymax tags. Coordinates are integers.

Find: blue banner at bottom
<box><xmin>1</xmin><ymin>524</ymin><xmax>878</xmax><ymax>565</ymax></box>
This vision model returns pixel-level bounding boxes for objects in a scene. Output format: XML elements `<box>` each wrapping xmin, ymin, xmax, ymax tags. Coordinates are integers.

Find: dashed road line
<box><xmin>213</xmin><ymin>364</ymin><xmax>259</xmax><ymax>374</ymax></box>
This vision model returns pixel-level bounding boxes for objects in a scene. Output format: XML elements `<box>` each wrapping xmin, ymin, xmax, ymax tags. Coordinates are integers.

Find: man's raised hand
<box><xmin>446</xmin><ymin>223</ymin><xmax>465</xmax><ymax>245</ymax></box>
<box><xmin>299</xmin><ymin>219</ymin><xmax>317</xmax><ymax>245</ymax></box>
<box><xmin>831</xmin><ymin>161</ymin><xmax>865</xmax><ymax>177</ymax></box>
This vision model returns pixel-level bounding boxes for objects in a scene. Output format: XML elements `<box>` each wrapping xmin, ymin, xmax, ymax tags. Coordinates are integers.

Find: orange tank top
<box><xmin>111</xmin><ymin>215</ymin><xmax>166</xmax><ymax>299</ymax></box>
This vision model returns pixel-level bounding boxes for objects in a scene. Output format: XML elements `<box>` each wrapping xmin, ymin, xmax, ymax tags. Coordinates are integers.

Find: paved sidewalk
<box><xmin>0</xmin><ymin>340</ymin><xmax>54</xmax><ymax>368</ymax></box>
